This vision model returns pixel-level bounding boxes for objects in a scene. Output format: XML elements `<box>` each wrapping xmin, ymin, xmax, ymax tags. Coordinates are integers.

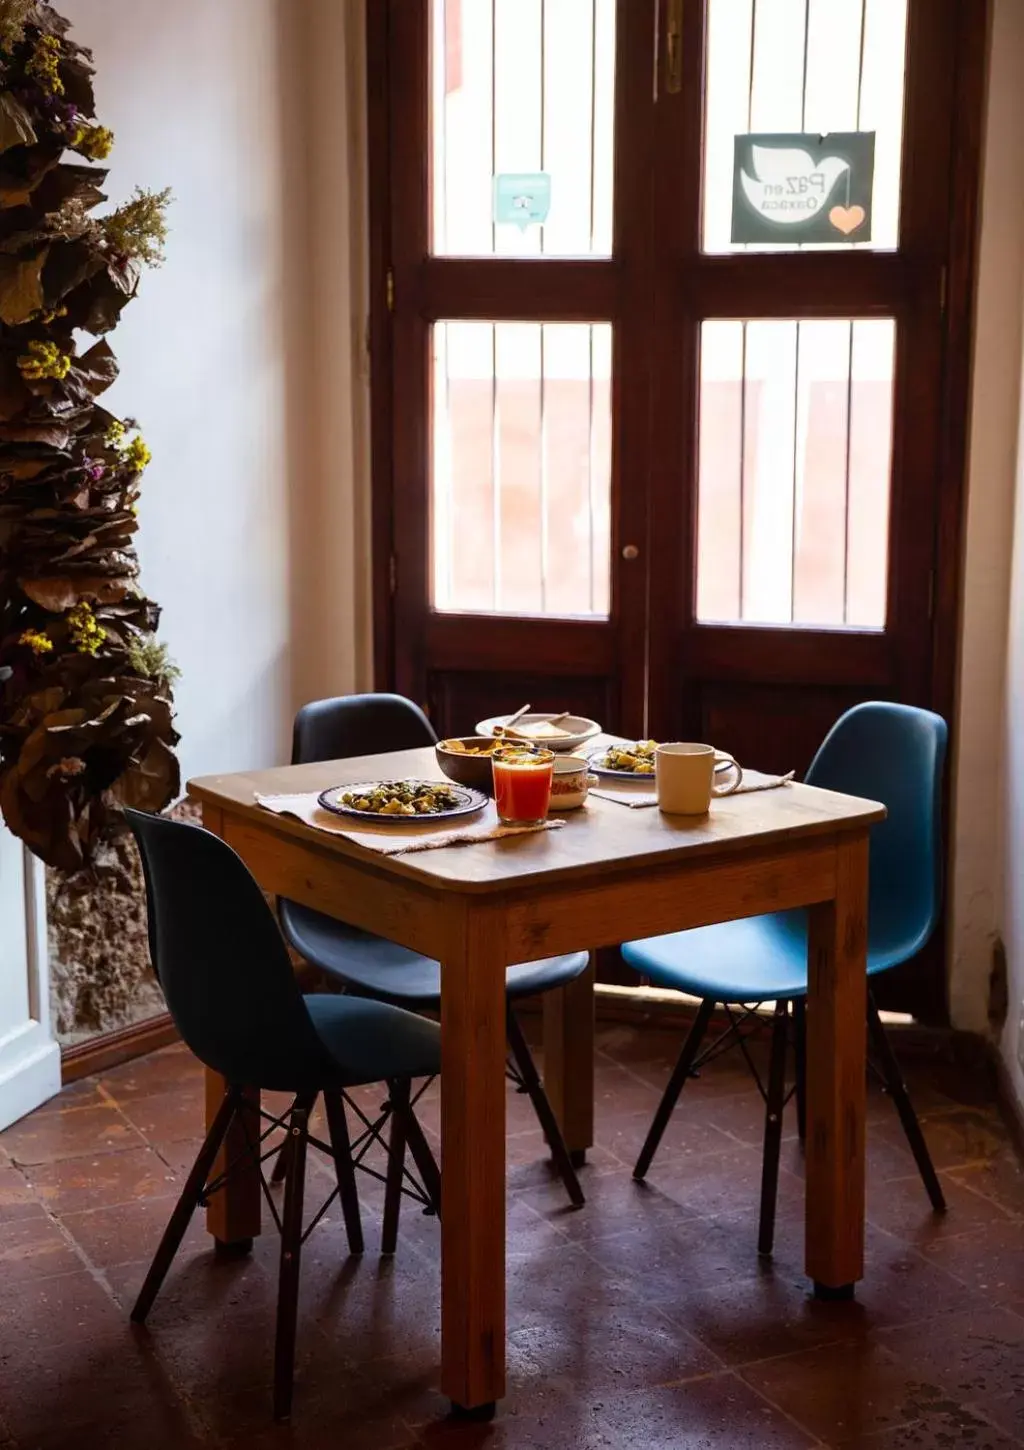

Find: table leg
<box><xmin>542</xmin><ymin>952</ymin><xmax>595</xmax><ymax>1163</ymax></box>
<box><xmin>204</xmin><ymin>1070</ymin><xmax>261</xmax><ymax>1250</ymax></box>
<box><xmin>198</xmin><ymin>801</ymin><xmax>263</xmax><ymax>1251</ymax></box>
<box><xmin>805</xmin><ymin>831</ymin><xmax>869</xmax><ymax>1296</ymax></box>
<box><xmin>440</xmin><ymin>904</ymin><xmax>508</xmax><ymax>1416</ymax></box>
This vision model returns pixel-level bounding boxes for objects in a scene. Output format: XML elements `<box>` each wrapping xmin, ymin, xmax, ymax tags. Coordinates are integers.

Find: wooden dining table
<box><xmin>189</xmin><ymin>743</ymin><xmax>884</xmax><ymax>1417</ymax></box>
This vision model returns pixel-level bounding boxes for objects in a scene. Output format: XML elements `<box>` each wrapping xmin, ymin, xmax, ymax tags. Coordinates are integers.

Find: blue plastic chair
<box><xmin>622</xmin><ymin>702</ymin><xmax>948</xmax><ymax>1255</ymax></box>
<box><xmin>125</xmin><ymin>809</ymin><xmax>442</xmax><ymax>1421</ymax></box>
<box><xmin>277</xmin><ymin>693</ymin><xmax>590</xmax><ymax>1212</ymax></box>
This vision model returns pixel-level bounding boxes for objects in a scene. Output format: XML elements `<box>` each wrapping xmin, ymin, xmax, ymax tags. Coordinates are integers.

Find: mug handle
<box><xmin>711</xmin><ymin>753</ymin><xmax>743</xmax><ymax>797</ymax></box>
<box><xmin>586</xmin><ymin>774</ymin><xmax>599</xmax><ymax>787</ymax></box>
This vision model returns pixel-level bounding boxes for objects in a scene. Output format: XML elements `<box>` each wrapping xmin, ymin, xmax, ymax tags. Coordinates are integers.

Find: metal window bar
<box><xmin>789</xmin><ymin>322</ymin><xmax>803</xmax><ymax>622</ymax></box>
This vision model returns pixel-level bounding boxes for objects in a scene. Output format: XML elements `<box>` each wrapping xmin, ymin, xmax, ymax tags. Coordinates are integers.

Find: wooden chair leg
<box><xmin>381</xmin><ymin>1081</ymin><xmax>409</xmax><ymax>1255</ymax></box>
<box><xmin>274</xmin><ymin>1100</ymin><xmax>310</xmax><ymax>1422</ymax></box>
<box><xmin>506</xmin><ymin>1008</ymin><xmax>584</xmax><ymax>1208</ymax></box>
<box><xmin>323</xmin><ymin>1093</ymin><xmax>364</xmax><ymax>1256</ymax></box>
<box><xmin>271</xmin><ymin>1128</ymin><xmax>293</xmax><ymax>1185</ymax></box>
<box><xmin>132</xmin><ymin>1089</ymin><xmax>240</xmax><ymax>1324</ymax></box>
<box><xmin>867</xmin><ymin>993</ymin><xmax>946</xmax><ymax>1212</ymax></box>
<box><xmin>792</xmin><ymin>997</ymin><xmax>807</xmax><ymax>1144</ymax></box>
<box><xmin>634</xmin><ymin>998</ymin><xmax>716</xmax><ymax>1181</ymax></box>
<box><xmin>758</xmin><ymin>999</ymin><xmax>790</xmax><ymax>1258</ymax></box>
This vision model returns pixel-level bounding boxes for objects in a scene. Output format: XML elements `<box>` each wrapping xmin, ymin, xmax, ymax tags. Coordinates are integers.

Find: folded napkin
<box><xmin>254</xmin><ymin>791</ymin><xmax>565</xmax><ymax>856</ymax></box>
<box><xmin>590</xmin><ymin>769</ymin><xmax>795</xmax><ymax>809</ymax></box>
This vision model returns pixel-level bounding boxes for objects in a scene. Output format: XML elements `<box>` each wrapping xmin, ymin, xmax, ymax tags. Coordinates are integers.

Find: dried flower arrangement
<box><xmin>0</xmin><ymin>0</ymin><xmax>179</xmax><ymax>871</ymax></box>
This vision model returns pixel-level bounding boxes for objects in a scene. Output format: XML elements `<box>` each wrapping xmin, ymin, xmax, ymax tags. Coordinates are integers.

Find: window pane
<box><xmin>703</xmin><ymin>0</ymin><xmax>908</xmax><ymax>252</ymax></box>
<box><xmin>696</xmin><ymin>318</ymin><xmax>894</xmax><ymax>628</ymax></box>
<box><xmin>432</xmin><ymin>322</ymin><xmax>612</xmax><ymax>617</ymax></box>
<box><xmin>431</xmin><ymin>0</ymin><xmax>616</xmax><ymax>257</ymax></box>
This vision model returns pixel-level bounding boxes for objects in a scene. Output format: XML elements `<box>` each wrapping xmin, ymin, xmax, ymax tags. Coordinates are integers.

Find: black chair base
<box><xmin>450</xmin><ymin>1400</ymin><xmax>497</xmax><ymax>1422</ymax></box>
<box><xmin>272</xmin><ymin>1008</ymin><xmax>585</xmax><ymax>1213</ymax></box>
<box><xmin>635</xmin><ymin>991</ymin><xmax>946</xmax><ymax>1257</ymax></box>
<box><xmin>132</xmin><ymin>1082</ymin><xmax>439</xmax><ymax>1421</ymax></box>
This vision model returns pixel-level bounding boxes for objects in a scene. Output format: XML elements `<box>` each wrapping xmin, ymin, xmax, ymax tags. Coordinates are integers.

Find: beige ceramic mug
<box><xmin>655</xmin><ymin>742</ymin><xmax>743</xmax><ymax>815</ymax></box>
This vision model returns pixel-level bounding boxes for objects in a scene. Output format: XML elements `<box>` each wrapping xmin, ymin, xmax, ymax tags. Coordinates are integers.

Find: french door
<box><xmin>370</xmin><ymin>0</ymin><xmax>984</xmax><ymax>1015</ymax></box>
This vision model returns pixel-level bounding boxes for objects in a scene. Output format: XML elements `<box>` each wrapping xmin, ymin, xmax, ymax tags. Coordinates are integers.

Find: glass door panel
<box><xmin>702</xmin><ymin>0</ymin><xmax>908</xmax><ymax>252</ymax></box>
<box><xmin>431</xmin><ymin>0</ymin><xmax>617</xmax><ymax>257</ymax></box>
<box><xmin>432</xmin><ymin>321</ymin><xmax>612</xmax><ymax>617</ymax></box>
<box><xmin>695</xmin><ymin>318</ymin><xmax>894</xmax><ymax>628</ymax></box>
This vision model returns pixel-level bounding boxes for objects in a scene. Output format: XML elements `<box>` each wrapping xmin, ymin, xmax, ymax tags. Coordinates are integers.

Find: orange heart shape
<box><xmin>829</xmin><ymin>204</ymin><xmax>866</xmax><ymax>236</ymax></box>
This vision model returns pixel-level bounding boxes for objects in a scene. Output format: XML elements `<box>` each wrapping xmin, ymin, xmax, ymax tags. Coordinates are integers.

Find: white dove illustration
<box><xmin>740</xmin><ymin>145</ymin><xmax>850</xmax><ymax>225</ymax></box>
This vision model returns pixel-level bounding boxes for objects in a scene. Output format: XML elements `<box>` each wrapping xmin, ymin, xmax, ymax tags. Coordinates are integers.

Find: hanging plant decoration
<box><xmin>0</xmin><ymin>0</ymin><xmax>179</xmax><ymax>872</ymax></box>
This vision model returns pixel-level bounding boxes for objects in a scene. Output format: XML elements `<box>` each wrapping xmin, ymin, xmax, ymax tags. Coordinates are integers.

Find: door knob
<box><xmin>622</xmin><ymin>544</ymin><xmax>640</xmax><ymax>561</ymax></box>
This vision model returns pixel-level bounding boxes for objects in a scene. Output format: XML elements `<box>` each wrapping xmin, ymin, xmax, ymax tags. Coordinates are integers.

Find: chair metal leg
<box><xmin>131</xmin><ymin>1088</ymin><xmax>240</xmax><ymax>1324</ymax></box>
<box><xmin>792</xmin><ymin>997</ymin><xmax>807</xmax><ymax>1144</ymax></box>
<box><xmin>381</xmin><ymin>1080</ymin><xmax>409</xmax><ymax>1255</ymax></box>
<box><xmin>323</xmin><ymin>1093</ymin><xmax>364</xmax><ymax>1256</ymax></box>
<box><xmin>270</xmin><ymin>1129</ymin><xmax>293</xmax><ymax>1185</ymax></box>
<box><xmin>506</xmin><ymin>1008</ymin><xmax>585</xmax><ymax>1208</ymax></box>
<box><xmin>867</xmin><ymin>993</ymin><xmax>946</xmax><ymax>1212</ymax></box>
<box><xmin>397</xmin><ymin>1085</ymin><xmax>442</xmax><ymax>1218</ymax></box>
<box><xmin>274</xmin><ymin>1100</ymin><xmax>310</xmax><ymax>1422</ymax></box>
<box><xmin>634</xmin><ymin>997</ymin><xmax>716</xmax><ymax>1181</ymax></box>
<box><xmin>758</xmin><ymin>999</ymin><xmax>790</xmax><ymax>1258</ymax></box>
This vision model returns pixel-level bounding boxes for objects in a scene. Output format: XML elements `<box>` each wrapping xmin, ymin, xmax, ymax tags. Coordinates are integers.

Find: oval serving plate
<box><xmin>475</xmin><ymin>713</ymin><xmax>601</xmax><ymax>752</ymax></box>
<box><xmin>589</xmin><ymin>745</ymin><xmax>732</xmax><ymax>780</ymax></box>
<box><xmin>318</xmin><ymin>779</ymin><xmax>488</xmax><ymax>824</ymax></box>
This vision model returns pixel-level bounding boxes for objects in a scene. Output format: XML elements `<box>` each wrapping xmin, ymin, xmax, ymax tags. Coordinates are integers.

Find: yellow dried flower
<box><xmin>70</xmin><ymin>122</ymin><xmax>114</xmax><ymax>161</ymax></box>
<box><xmin>19</xmin><ymin>628</ymin><xmax>53</xmax><ymax>655</ymax></box>
<box><xmin>18</xmin><ymin>340</ymin><xmax>71</xmax><ymax>381</ymax></box>
<box><xmin>124</xmin><ymin>437</ymin><xmax>152</xmax><ymax>473</ymax></box>
<box><xmin>66</xmin><ymin>602</ymin><xmax>107</xmax><ymax>656</ymax></box>
<box><xmin>37</xmin><ymin>303</ymin><xmax>69</xmax><ymax>325</ymax></box>
<box><xmin>104</xmin><ymin>419</ymin><xmax>127</xmax><ymax>449</ymax></box>
<box><xmin>26</xmin><ymin>34</ymin><xmax>64</xmax><ymax>96</ymax></box>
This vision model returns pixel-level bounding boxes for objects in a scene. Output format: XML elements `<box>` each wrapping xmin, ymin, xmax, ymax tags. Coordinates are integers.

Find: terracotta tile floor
<box><xmin>1</xmin><ymin>1021</ymin><xmax>1023</xmax><ymax>1449</ymax></box>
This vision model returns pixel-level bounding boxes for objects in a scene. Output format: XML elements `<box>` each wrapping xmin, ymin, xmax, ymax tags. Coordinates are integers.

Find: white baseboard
<box><xmin>0</xmin><ymin>1024</ymin><xmax>60</xmax><ymax>1132</ymax></box>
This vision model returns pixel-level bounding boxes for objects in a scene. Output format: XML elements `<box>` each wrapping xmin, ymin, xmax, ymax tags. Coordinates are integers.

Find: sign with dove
<box><xmin>493</xmin><ymin>172</ymin><xmax>552</xmax><ymax>231</ymax></box>
<box><xmin>731</xmin><ymin>133</ymin><xmax>875</xmax><ymax>245</ymax></box>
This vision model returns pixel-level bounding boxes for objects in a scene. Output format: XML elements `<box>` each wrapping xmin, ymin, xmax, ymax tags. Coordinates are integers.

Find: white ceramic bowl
<box><xmin>548</xmin><ymin>754</ymin><xmax>599</xmax><ymax>810</ymax></box>
<box><xmin>475</xmin><ymin>713</ymin><xmax>602</xmax><ymax>753</ymax></box>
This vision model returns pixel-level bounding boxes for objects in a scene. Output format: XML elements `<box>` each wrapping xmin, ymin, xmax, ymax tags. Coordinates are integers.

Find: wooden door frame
<box><xmin>365</xmin><ymin>0</ymin><xmax>991</xmax><ymax>1023</ymax></box>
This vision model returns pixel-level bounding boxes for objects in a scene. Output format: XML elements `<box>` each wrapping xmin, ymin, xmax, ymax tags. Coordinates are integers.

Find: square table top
<box><xmin>188</xmin><ymin>743</ymin><xmax>885</xmax><ymax>898</ymax></box>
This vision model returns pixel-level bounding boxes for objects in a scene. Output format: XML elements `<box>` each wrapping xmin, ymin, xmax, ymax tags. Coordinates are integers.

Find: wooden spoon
<box><xmin>492</xmin><ymin>702</ymin><xmax>531</xmax><ymax>737</ymax></box>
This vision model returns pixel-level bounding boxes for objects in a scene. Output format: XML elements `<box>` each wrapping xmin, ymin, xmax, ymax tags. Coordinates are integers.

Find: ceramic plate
<box><xmin>589</xmin><ymin>745</ymin><xmax>732</xmax><ymax>780</ymax></box>
<box><xmin>475</xmin><ymin>713</ymin><xmax>601</xmax><ymax>752</ymax></box>
<box><xmin>317</xmin><ymin>780</ymin><xmax>488</xmax><ymax>823</ymax></box>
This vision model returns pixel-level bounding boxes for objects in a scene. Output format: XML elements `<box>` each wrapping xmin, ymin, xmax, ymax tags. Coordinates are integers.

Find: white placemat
<box><xmin>589</xmin><ymin>769</ymin><xmax>794</xmax><ymax>809</ymax></box>
<box><xmin>254</xmin><ymin>791</ymin><xmax>565</xmax><ymax>856</ymax></box>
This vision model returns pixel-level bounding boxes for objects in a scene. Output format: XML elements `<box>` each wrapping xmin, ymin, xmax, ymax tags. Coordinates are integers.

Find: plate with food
<box><xmin>588</xmin><ymin>740</ymin><xmax>659</xmax><ymax>778</ymax></box>
<box><xmin>475</xmin><ymin>712</ymin><xmax>601</xmax><ymax>752</ymax></box>
<box><xmin>589</xmin><ymin>741</ymin><xmax>734</xmax><ymax>780</ymax></box>
<box><xmin>318</xmin><ymin>779</ymin><xmax>488</xmax><ymax>822</ymax></box>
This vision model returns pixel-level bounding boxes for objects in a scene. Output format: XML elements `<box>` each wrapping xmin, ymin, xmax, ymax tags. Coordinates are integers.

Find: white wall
<box><xmin>1003</xmin><ymin>306</ymin><xmax>1024</xmax><ymax>1116</ymax></box>
<box><xmin>59</xmin><ymin>0</ymin><xmax>371</xmax><ymax>786</ymax></box>
<box><xmin>950</xmin><ymin>0</ymin><xmax>1024</xmax><ymax>1037</ymax></box>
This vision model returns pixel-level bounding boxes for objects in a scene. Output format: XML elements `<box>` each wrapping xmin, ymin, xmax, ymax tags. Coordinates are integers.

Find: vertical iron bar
<box><xmin>540</xmin><ymin>0</ymin><xmax>546</xmax><ymax>255</ymax></box>
<box><xmin>490</xmin><ymin>0</ymin><xmax>497</xmax><ymax>255</ymax></box>
<box><xmin>855</xmin><ymin>0</ymin><xmax>867</xmax><ymax>126</ymax></box>
<box><xmin>790</xmin><ymin>323</ymin><xmax>802</xmax><ymax>623</ymax></box>
<box><xmin>539</xmin><ymin>325</ymin><xmax>549</xmax><ymax>612</ymax></box>
<box><xmin>738</xmin><ymin>323</ymin><xmax>748</xmax><ymax>619</ymax></box>
<box><xmin>842</xmin><ymin>321</ymin><xmax>855</xmax><ymax>623</ymax></box>
<box><xmin>800</xmin><ymin>0</ymin><xmax>810</xmax><ymax>129</ymax></box>
<box><xmin>589</xmin><ymin>0</ymin><xmax>597</xmax><ymax>252</ymax></box>
<box><xmin>491</xmin><ymin>324</ymin><xmax>500</xmax><ymax>610</ymax></box>
<box><xmin>747</xmin><ymin>0</ymin><xmax>757</xmax><ymax>128</ymax></box>
<box><xmin>587</xmin><ymin>325</ymin><xmax>596</xmax><ymax>614</ymax></box>
<box><xmin>440</xmin><ymin>0</ymin><xmax>449</xmax><ymax>253</ymax></box>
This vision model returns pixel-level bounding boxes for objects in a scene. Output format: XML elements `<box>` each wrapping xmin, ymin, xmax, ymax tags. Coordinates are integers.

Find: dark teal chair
<box><xmin>276</xmin><ymin>693</ymin><xmax>589</xmax><ymax>1211</ymax></box>
<box><xmin>622</xmin><ymin>702</ymin><xmax>948</xmax><ymax>1257</ymax></box>
<box><xmin>125</xmin><ymin>809</ymin><xmax>441</xmax><ymax>1422</ymax></box>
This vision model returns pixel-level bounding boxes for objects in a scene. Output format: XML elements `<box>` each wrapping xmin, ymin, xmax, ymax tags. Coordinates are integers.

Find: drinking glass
<box><xmin>492</xmin><ymin>746</ymin><xmax>555</xmax><ymax>826</ymax></box>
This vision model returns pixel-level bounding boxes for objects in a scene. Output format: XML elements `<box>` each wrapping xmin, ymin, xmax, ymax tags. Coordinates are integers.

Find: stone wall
<box><xmin>48</xmin><ymin>801</ymin><xmax>198</xmax><ymax>1047</ymax></box>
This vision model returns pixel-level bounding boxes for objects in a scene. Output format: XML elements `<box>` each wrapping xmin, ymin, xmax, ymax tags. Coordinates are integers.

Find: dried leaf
<box><xmin>0</xmin><ymin>94</ymin><xmax>38</xmax><ymax>154</ymax></box>
<box><xmin>0</xmin><ymin>246</ymin><xmax>47</xmax><ymax>324</ymax></box>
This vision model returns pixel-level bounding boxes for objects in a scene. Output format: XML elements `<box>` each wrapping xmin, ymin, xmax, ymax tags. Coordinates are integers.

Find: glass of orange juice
<box><xmin>492</xmin><ymin>745</ymin><xmax>555</xmax><ymax>826</ymax></box>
